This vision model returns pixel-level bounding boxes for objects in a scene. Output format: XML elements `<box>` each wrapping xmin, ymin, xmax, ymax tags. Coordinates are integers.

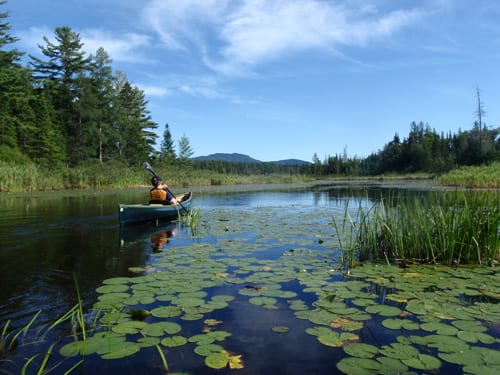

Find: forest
<box><xmin>0</xmin><ymin>1</ymin><xmax>499</xmax><ymax>180</ymax></box>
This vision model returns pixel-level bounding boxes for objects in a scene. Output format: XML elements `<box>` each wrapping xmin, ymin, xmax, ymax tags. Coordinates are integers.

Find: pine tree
<box><xmin>0</xmin><ymin>1</ymin><xmax>31</xmax><ymax>151</ymax></box>
<box><xmin>30</xmin><ymin>26</ymin><xmax>93</xmax><ymax>165</ymax></box>
<box><xmin>177</xmin><ymin>134</ymin><xmax>193</xmax><ymax>164</ymax></box>
<box><xmin>160</xmin><ymin>123</ymin><xmax>176</xmax><ymax>162</ymax></box>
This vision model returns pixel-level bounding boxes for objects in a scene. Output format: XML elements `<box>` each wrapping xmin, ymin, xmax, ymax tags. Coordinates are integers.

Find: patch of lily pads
<box><xmin>60</xmin><ymin>207</ymin><xmax>500</xmax><ymax>373</ymax></box>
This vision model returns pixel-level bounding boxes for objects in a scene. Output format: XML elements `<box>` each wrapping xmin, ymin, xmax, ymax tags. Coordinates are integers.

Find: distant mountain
<box><xmin>273</xmin><ymin>159</ymin><xmax>311</xmax><ymax>166</ymax></box>
<box><xmin>191</xmin><ymin>153</ymin><xmax>311</xmax><ymax>166</ymax></box>
<box><xmin>192</xmin><ymin>153</ymin><xmax>261</xmax><ymax>163</ymax></box>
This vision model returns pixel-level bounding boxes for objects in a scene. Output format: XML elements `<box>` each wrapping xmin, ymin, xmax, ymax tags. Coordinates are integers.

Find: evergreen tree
<box><xmin>113</xmin><ymin>82</ymin><xmax>158</xmax><ymax>165</ymax></box>
<box><xmin>160</xmin><ymin>123</ymin><xmax>176</xmax><ymax>162</ymax></box>
<box><xmin>30</xmin><ymin>26</ymin><xmax>92</xmax><ymax>165</ymax></box>
<box><xmin>0</xmin><ymin>1</ymin><xmax>30</xmax><ymax>151</ymax></box>
<box><xmin>177</xmin><ymin>134</ymin><xmax>193</xmax><ymax>163</ymax></box>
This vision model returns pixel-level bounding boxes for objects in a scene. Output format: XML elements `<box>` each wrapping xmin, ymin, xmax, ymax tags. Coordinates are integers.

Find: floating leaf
<box><xmin>376</xmin><ymin>357</ymin><xmax>409</xmax><ymax>375</ymax></box>
<box><xmin>420</xmin><ymin>321</ymin><xmax>459</xmax><ymax>335</ymax></box>
<box><xmin>457</xmin><ymin>330</ymin><xmax>496</xmax><ymax>344</ymax></box>
<box><xmin>151</xmin><ymin>306</ymin><xmax>183</xmax><ymax>318</ymax></box>
<box><xmin>317</xmin><ymin>332</ymin><xmax>359</xmax><ymax>347</ymax></box>
<box><xmin>205</xmin><ymin>351</ymin><xmax>229</xmax><ymax>369</ymax></box>
<box><xmin>343</xmin><ymin>343</ymin><xmax>379</xmax><ymax>358</ymax></box>
<box><xmin>365</xmin><ymin>304</ymin><xmax>402</xmax><ymax>317</ymax></box>
<box><xmin>451</xmin><ymin>320</ymin><xmax>487</xmax><ymax>332</ymax></box>
<box><xmin>330</xmin><ymin>317</ymin><xmax>364</xmax><ymax>331</ymax></box>
<box><xmin>305</xmin><ymin>326</ymin><xmax>332</xmax><ymax>337</ymax></box>
<box><xmin>401</xmin><ymin>354</ymin><xmax>441</xmax><ymax>370</ymax></box>
<box><xmin>96</xmin><ymin>284</ymin><xmax>130</xmax><ymax>294</ymax></box>
<box><xmin>161</xmin><ymin>336</ymin><xmax>188</xmax><ymax>347</ymax></box>
<box><xmin>229</xmin><ymin>354</ymin><xmax>244</xmax><ymax>369</ymax></box>
<box><xmin>101</xmin><ymin>342</ymin><xmax>140</xmax><ymax>359</ymax></box>
<box><xmin>112</xmin><ymin>320</ymin><xmax>148</xmax><ymax>335</ymax></box>
<box><xmin>381</xmin><ymin>318</ymin><xmax>419</xmax><ymax>331</ymax></box>
<box><xmin>272</xmin><ymin>326</ymin><xmax>290</xmax><ymax>333</ymax></box>
<box><xmin>379</xmin><ymin>343</ymin><xmax>419</xmax><ymax>360</ymax></box>
<box><xmin>337</xmin><ymin>357</ymin><xmax>381</xmax><ymax>375</ymax></box>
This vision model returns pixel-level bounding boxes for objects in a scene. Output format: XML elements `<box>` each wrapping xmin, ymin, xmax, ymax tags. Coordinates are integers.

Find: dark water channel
<box><xmin>0</xmin><ymin>183</ymin><xmax>497</xmax><ymax>374</ymax></box>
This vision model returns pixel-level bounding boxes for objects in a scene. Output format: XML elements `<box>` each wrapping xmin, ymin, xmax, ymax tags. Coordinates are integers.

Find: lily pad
<box><xmin>205</xmin><ymin>351</ymin><xmax>229</xmax><ymax>369</ymax></box>
<box><xmin>272</xmin><ymin>325</ymin><xmax>290</xmax><ymax>333</ymax></box>
<box><xmin>401</xmin><ymin>354</ymin><xmax>441</xmax><ymax>370</ymax></box>
<box><xmin>343</xmin><ymin>343</ymin><xmax>379</xmax><ymax>358</ymax></box>
<box><xmin>317</xmin><ymin>331</ymin><xmax>359</xmax><ymax>347</ymax></box>
<box><xmin>381</xmin><ymin>318</ymin><xmax>420</xmax><ymax>331</ymax></box>
<box><xmin>337</xmin><ymin>357</ymin><xmax>381</xmax><ymax>375</ymax></box>
<box><xmin>161</xmin><ymin>336</ymin><xmax>188</xmax><ymax>347</ymax></box>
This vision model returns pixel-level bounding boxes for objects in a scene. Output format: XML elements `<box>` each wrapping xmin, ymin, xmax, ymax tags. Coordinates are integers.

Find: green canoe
<box><xmin>119</xmin><ymin>192</ymin><xmax>192</xmax><ymax>225</ymax></box>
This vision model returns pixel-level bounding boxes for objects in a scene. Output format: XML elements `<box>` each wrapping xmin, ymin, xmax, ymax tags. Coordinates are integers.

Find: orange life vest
<box><xmin>150</xmin><ymin>188</ymin><xmax>168</xmax><ymax>203</ymax></box>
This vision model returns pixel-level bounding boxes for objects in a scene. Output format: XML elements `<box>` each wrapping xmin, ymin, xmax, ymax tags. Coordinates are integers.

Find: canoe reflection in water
<box><xmin>151</xmin><ymin>227</ymin><xmax>178</xmax><ymax>252</ymax></box>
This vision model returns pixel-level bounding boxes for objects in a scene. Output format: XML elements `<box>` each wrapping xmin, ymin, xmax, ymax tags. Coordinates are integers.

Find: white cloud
<box><xmin>140</xmin><ymin>85</ymin><xmax>172</xmax><ymax>97</ymax></box>
<box><xmin>141</xmin><ymin>0</ymin><xmax>425</xmax><ymax>76</ymax></box>
<box><xmin>17</xmin><ymin>26</ymin><xmax>153</xmax><ymax>64</ymax></box>
<box><xmin>80</xmin><ymin>29</ymin><xmax>153</xmax><ymax>64</ymax></box>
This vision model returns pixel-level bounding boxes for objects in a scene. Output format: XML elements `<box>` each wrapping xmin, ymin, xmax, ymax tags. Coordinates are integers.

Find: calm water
<box><xmin>0</xmin><ymin>183</ymin><xmax>486</xmax><ymax>374</ymax></box>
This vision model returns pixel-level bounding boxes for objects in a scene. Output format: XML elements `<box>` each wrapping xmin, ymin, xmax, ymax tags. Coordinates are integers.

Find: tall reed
<box><xmin>355</xmin><ymin>191</ymin><xmax>500</xmax><ymax>266</ymax></box>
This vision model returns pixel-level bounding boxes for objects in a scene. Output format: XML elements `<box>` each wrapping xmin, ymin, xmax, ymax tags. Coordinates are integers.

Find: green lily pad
<box><xmin>420</xmin><ymin>321</ymin><xmax>459</xmax><ymax>335</ymax></box>
<box><xmin>381</xmin><ymin>318</ymin><xmax>420</xmax><ymax>330</ymax></box>
<box><xmin>317</xmin><ymin>331</ymin><xmax>359</xmax><ymax>347</ymax></box>
<box><xmin>457</xmin><ymin>330</ymin><xmax>496</xmax><ymax>344</ymax></box>
<box><xmin>463</xmin><ymin>364</ymin><xmax>500</xmax><ymax>375</ymax></box>
<box><xmin>161</xmin><ymin>336</ymin><xmax>188</xmax><ymax>347</ymax></box>
<box><xmin>376</xmin><ymin>357</ymin><xmax>409</xmax><ymax>375</ymax></box>
<box><xmin>101</xmin><ymin>342</ymin><xmax>140</xmax><ymax>359</ymax></box>
<box><xmin>194</xmin><ymin>343</ymin><xmax>225</xmax><ymax>356</ymax></box>
<box><xmin>272</xmin><ymin>325</ymin><xmax>290</xmax><ymax>333</ymax></box>
<box><xmin>343</xmin><ymin>343</ymin><xmax>379</xmax><ymax>358</ymax></box>
<box><xmin>188</xmin><ymin>334</ymin><xmax>215</xmax><ymax>345</ymax></box>
<box><xmin>96</xmin><ymin>284</ymin><xmax>130</xmax><ymax>294</ymax></box>
<box><xmin>305</xmin><ymin>326</ymin><xmax>333</xmax><ymax>337</ymax></box>
<box><xmin>451</xmin><ymin>320</ymin><xmax>487</xmax><ymax>332</ymax></box>
<box><xmin>151</xmin><ymin>305</ymin><xmax>183</xmax><ymax>318</ymax></box>
<box><xmin>248</xmin><ymin>296</ymin><xmax>278</xmax><ymax>307</ymax></box>
<box><xmin>337</xmin><ymin>357</ymin><xmax>381</xmax><ymax>375</ymax></box>
<box><xmin>365</xmin><ymin>304</ymin><xmax>402</xmax><ymax>317</ymax></box>
<box><xmin>205</xmin><ymin>351</ymin><xmax>229</xmax><ymax>369</ymax></box>
<box><xmin>401</xmin><ymin>354</ymin><xmax>441</xmax><ymax>370</ymax></box>
<box><xmin>379</xmin><ymin>343</ymin><xmax>419</xmax><ymax>360</ymax></box>
<box><xmin>140</xmin><ymin>321</ymin><xmax>182</xmax><ymax>336</ymax></box>
<box><xmin>112</xmin><ymin>320</ymin><xmax>148</xmax><ymax>335</ymax></box>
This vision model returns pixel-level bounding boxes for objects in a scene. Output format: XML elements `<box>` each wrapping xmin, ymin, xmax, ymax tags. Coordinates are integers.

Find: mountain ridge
<box><xmin>191</xmin><ymin>153</ymin><xmax>311</xmax><ymax>166</ymax></box>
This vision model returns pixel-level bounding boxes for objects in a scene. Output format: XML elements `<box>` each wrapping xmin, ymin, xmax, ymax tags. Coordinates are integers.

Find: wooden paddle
<box><xmin>143</xmin><ymin>162</ymin><xmax>189</xmax><ymax>214</ymax></box>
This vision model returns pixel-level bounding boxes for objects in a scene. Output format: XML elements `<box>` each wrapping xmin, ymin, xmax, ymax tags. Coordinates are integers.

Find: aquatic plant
<box><xmin>356</xmin><ymin>191</ymin><xmax>500</xmax><ymax>265</ymax></box>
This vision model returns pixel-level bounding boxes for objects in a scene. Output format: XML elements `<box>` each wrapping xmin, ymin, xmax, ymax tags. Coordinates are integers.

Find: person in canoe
<box><xmin>149</xmin><ymin>176</ymin><xmax>180</xmax><ymax>205</ymax></box>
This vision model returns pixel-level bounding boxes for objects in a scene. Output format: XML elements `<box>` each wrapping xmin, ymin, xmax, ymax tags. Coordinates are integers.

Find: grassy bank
<box><xmin>0</xmin><ymin>161</ymin><xmax>498</xmax><ymax>192</ymax></box>
<box><xmin>437</xmin><ymin>162</ymin><xmax>500</xmax><ymax>188</ymax></box>
<box><xmin>0</xmin><ymin>161</ymin><xmax>313</xmax><ymax>192</ymax></box>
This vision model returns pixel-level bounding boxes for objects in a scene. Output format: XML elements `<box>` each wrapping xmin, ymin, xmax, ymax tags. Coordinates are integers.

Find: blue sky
<box><xmin>6</xmin><ymin>0</ymin><xmax>500</xmax><ymax>162</ymax></box>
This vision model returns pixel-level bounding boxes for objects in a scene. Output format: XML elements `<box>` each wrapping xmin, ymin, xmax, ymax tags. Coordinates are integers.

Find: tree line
<box><xmin>0</xmin><ymin>1</ymin><xmax>194</xmax><ymax>168</ymax></box>
<box><xmin>1</xmin><ymin>0</ymin><xmax>498</xmax><ymax>177</ymax></box>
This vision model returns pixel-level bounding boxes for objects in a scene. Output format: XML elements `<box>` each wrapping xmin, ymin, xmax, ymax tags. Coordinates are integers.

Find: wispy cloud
<box><xmin>141</xmin><ymin>0</ymin><xmax>425</xmax><ymax>76</ymax></box>
<box><xmin>80</xmin><ymin>29</ymin><xmax>153</xmax><ymax>64</ymax></box>
<box><xmin>18</xmin><ymin>26</ymin><xmax>153</xmax><ymax>65</ymax></box>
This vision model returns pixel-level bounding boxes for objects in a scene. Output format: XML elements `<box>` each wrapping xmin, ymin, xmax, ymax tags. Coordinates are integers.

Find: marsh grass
<box><xmin>438</xmin><ymin>162</ymin><xmax>500</xmax><ymax>188</ymax></box>
<box><xmin>0</xmin><ymin>276</ymin><xmax>88</xmax><ymax>374</ymax></box>
<box><xmin>353</xmin><ymin>192</ymin><xmax>500</xmax><ymax>266</ymax></box>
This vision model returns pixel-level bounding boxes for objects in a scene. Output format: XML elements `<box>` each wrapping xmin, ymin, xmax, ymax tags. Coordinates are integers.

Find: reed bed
<box><xmin>0</xmin><ymin>161</ymin><xmax>310</xmax><ymax>192</ymax></box>
<box><xmin>351</xmin><ymin>192</ymin><xmax>500</xmax><ymax>266</ymax></box>
<box><xmin>437</xmin><ymin>162</ymin><xmax>500</xmax><ymax>188</ymax></box>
